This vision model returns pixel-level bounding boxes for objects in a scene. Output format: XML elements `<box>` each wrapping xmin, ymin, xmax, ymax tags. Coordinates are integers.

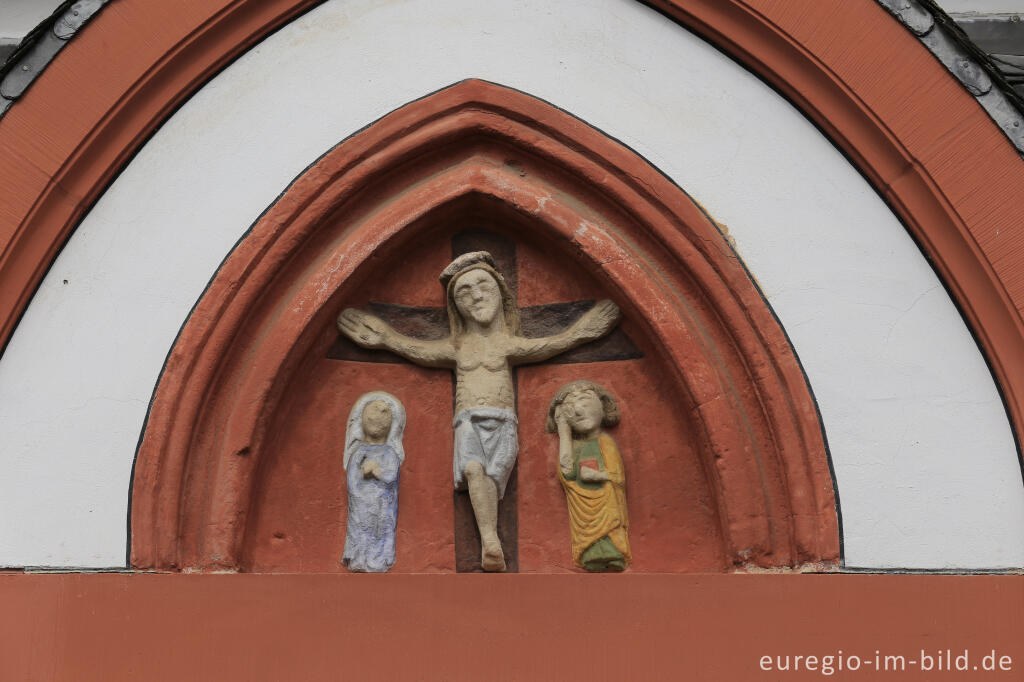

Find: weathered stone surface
<box><xmin>130</xmin><ymin>81</ymin><xmax>838</xmax><ymax>573</ymax></box>
<box><xmin>337</xmin><ymin>250</ymin><xmax>621</xmax><ymax>571</ymax></box>
<box><xmin>341</xmin><ymin>392</ymin><xmax>406</xmax><ymax>573</ymax></box>
<box><xmin>548</xmin><ymin>381</ymin><xmax>631</xmax><ymax>572</ymax></box>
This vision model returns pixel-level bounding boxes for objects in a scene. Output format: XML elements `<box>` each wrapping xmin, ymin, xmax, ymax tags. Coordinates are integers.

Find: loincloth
<box><xmin>453</xmin><ymin>407</ymin><xmax>518</xmax><ymax>498</ymax></box>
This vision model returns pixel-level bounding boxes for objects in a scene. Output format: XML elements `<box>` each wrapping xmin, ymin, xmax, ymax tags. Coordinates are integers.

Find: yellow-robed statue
<box><xmin>547</xmin><ymin>380</ymin><xmax>631</xmax><ymax>571</ymax></box>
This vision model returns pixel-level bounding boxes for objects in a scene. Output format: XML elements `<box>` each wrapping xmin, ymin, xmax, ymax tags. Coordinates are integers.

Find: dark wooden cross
<box><xmin>327</xmin><ymin>230</ymin><xmax>642</xmax><ymax>572</ymax></box>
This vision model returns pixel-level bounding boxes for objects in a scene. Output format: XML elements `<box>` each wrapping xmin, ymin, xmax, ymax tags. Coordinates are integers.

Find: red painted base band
<box><xmin>2</xmin><ymin>573</ymin><xmax>1021</xmax><ymax>680</ymax></box>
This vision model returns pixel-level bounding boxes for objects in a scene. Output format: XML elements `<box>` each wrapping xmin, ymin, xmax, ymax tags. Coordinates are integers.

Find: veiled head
<box><xmin>344</xmin><ymin>391</ymin><xmax>407</xmax><ymax>469</ymax></box>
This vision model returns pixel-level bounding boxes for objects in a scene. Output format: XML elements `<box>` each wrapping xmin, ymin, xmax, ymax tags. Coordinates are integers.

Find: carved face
<box><xmin>562</xmin><ymin>388</ymin><xmax>604</xmax><ymax>437</ymax></box>
<box><xmin>452</xmin><ymin>268</ymin><xmax>503</xmax><ymax>327</ymax></box>
<box><xmin>361</xmin><ymin>399</ymin><xmax>392</xmax><ymax>441</ymax></box>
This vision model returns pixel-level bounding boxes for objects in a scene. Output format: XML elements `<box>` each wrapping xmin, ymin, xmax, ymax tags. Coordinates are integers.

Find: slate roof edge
<box><xmin>0</xmin><ymin>0</ymin><xmax>111</xmax><ymax>118</ymax></box>
<box><xmin>1</xmin><ymin>0</ymin><xmax>1021</xmax><ymax>155</ymax></box>
<box><xmin>878</xmin><ymin>0</ymin><xmax>1024</xmax><ymax>156</ymax></box>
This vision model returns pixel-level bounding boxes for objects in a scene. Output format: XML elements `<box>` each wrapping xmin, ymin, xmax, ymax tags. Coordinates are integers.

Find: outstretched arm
<box><xmin>511</xmin><ymin>300</ymin><xmax>621</xmax><ymax>365</ymax></box>
<box><xmin>337</xmin><ymin>308</ymin><xmax>455</xmax><ymax>367</ymax></box>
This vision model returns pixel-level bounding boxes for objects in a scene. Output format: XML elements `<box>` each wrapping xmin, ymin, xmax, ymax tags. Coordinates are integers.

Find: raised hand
<box><xmin>337</xmin><ymin>308</ymin><xmax>391</xmax><ymax>349</ymax></box>
<box><xmin>574</xmin><ymin>299</ymin><xmax>621</xmax><ymax>339</ymax></box>
<box><xmin>554</xmin><ymin>404</ymin><xmax>575</xmax><ymax>475</ymax></box>
<box><xmin>554</xmin><ymin>403</ymin><xmax>571</xmax><ymax>432</ymax></box>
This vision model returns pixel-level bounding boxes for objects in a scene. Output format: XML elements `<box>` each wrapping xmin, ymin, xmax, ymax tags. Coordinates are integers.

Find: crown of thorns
<box><xmin>439</xmin><ymin>251</ymin><xmax>499</xmax><ymax>288</ymax></box>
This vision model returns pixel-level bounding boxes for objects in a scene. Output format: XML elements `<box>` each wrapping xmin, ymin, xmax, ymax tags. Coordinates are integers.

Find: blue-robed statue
<box><xmin>342</xmin><ymin>391</ymin><xmax>406</xmax><ymax>573</ymax></box>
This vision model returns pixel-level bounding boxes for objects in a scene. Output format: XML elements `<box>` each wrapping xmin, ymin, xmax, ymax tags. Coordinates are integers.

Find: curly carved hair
<box><xmin>545</xmin><ymin>380</ymin><xmax>620</xmax><ymax>433</ymax></box>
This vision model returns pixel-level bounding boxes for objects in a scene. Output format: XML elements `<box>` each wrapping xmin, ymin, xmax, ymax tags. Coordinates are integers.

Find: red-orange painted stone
<box><xmin>3</xmin><ymin>573</ymin><xmax>1023</xmax><ymax>680</ymax></box>
<box><xmin>129</xmin><ymin>81</ymin><xmax>838</xmax><ymax>572</ymax></box>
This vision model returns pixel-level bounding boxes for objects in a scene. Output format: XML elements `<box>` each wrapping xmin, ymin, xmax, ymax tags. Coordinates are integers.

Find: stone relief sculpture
<box><xmin>547</xmin><ymin>380</ymin><xmax>631</xmax><ymax>572</ymax></box>
<box><xmin>342</xmin><ymin>391</ymin><xmax>406</xmax><ymax>573</ymax></box>
<box><xmin>337</xmin><ymin>250</ymin><xmax>620</xmax><ymax>571</ymax></box>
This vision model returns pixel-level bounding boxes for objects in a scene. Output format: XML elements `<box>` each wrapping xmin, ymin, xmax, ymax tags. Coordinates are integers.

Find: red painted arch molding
<box><xmin>0</xmin><ymin>0</ymin><xmax>1021</xmax><ymax>555</ymax></box>
<box><xmin>128</xmin><ymin>79</ymin><xmax>838</xmax><ymax>570</ymax></box>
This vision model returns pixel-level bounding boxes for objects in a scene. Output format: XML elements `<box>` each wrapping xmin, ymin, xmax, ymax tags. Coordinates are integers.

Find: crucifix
<box><xmin>331</xmin><ymin>230</ymin><xmax>642</xmax><ymax>572</ymax></box>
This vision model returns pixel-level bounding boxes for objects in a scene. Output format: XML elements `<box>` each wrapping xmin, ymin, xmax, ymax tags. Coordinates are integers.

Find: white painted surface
<box><xmin>0</xmin><ymin>0</ymin><xmax>1020</xmax><ymax>569</ymax></box>
<box><xmin>0</xmin><ymin>0</ymin><xmax>63</xmax><ymax>40</ymax></box>
<box><xmin>940</xmin><ymin>0</ymin><xmax>1024</xmax><ymax>14</ymax></box>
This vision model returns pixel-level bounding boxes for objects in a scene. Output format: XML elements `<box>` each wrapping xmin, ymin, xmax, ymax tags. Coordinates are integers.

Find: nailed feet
<box><xmin>481</xmin><ymin>538</ymin><xmax>506</xmax><ymax>572</ymax></box>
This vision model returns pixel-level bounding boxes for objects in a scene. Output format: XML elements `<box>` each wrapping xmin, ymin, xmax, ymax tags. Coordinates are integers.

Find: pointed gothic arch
<box><xmin>1</xmin><ymin>0</ymin><xmax>1022</xmax><ymax>573</ymax></box>
<box><xmin>128</xmin><ymin>79</ymin><xmax>839</xmax><ymax>571</ymax></box>
<box><xmin>2</xmin><ymin>4</ymin><xmax>1023</xmax><ymax>455</ymax></box>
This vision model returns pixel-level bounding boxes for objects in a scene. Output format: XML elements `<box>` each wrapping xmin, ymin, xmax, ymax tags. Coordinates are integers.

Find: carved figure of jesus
<box><xmin>337</xmin><ymin>250</ymin><xmax>620</xmax><ymax>571</ymax></box>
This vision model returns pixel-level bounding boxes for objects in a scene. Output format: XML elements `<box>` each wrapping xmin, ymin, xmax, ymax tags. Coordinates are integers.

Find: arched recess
<box><xmin>129</xmin><ymin>79</ymin><xmax>839</xmax><ymax>571</ymax></box>
<box><xmin>0</xmin><ymin>0</ymin><xmax>1021</xmax><ymax>571</ymax></box>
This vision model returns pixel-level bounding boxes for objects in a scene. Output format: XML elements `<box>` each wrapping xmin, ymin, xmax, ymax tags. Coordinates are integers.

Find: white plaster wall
<box><xmin>940</xmin><ymin>0</ymin><xmax>1024</xmax><ymax>13</ymax></box>
<box><xmin>0</xmin><ymin>0</ymin><xmax>63</xmax><ymax>40</ymax></box>
<box><xmin>0</xmin><ymin>0</ymin><xmax>1020</xmax><ymax>569</ymax></box>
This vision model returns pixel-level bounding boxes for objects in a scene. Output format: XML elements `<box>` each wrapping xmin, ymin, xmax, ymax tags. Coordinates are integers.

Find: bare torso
<box><xmin>454</xmin><ymin>333</ymin><xmax>515</xmax><ymax>412</ymax></box>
